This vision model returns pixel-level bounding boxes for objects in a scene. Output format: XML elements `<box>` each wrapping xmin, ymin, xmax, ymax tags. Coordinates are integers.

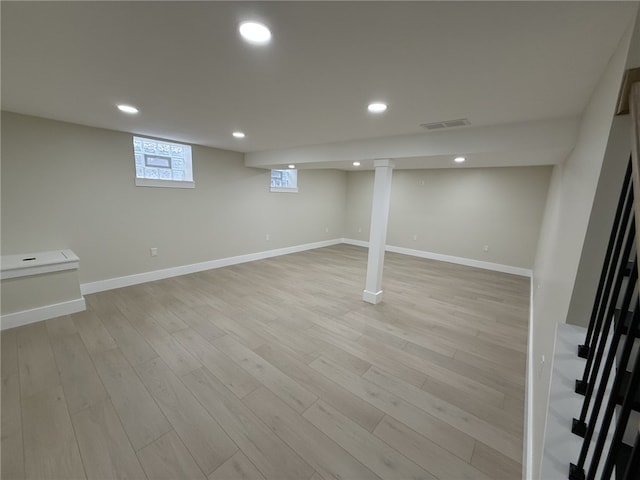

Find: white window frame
<box><xmin>133</xmin><ymin>135</ymin><xmax>195</xmax><ymax>189</ymax></box>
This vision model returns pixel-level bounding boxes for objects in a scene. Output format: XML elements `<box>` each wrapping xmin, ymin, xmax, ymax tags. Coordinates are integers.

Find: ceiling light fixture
<box><xmin>239</xmin><ymin>22</ymin><xmax>271</xmax><ymax>45</ymax></box>
<box><xmin>367</xmin><ymin>102</ymin><xmax>387</xmax><ymax>114</ymax></box>
<box><xmin>232</xmin><ymin>131</ymin><xmax>245</xmax><ymax>138</ymax></box>
<box><xmin>117</xmin><ymin>104</ymin><xmax>138</xmax><ymax>114</ymax></box>
<box><xmin>353</xmin><ymin>161</ymin><xmax>361</xmax><ymax>167</ymax></box>
<box><xmin>454</xmin><ymin>156</ymin><xmax>466</xmax><ymax>163</ymax></box>
<box><xmin>288</xmin><ymin>164</ymin><xmax>296</xmax><ymax>169</ymax></box>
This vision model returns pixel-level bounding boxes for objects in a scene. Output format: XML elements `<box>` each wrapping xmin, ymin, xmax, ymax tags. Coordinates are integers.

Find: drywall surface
<box><xmin>567</xmin><ymin>2</ymin><xmax>640</xmax><ymax>330</ymax></box>
<box><xmin>1</xmin><ymin>112</ymin><xmax>348</xmax><ymax>284</ymax></box>
<box><xmin>345</xmin><ymin>166</ymin><xmax>552</xmax><ymax>269</ymax></box>
<box><xmin>530</xmin><ymin>13</ymin><xmax>636</xmax><ymax>479</ymax></box>
<box><xmin>565</xmin><ymin>115</ymin><xmax>632</xmax><ymax>329</ymax></box>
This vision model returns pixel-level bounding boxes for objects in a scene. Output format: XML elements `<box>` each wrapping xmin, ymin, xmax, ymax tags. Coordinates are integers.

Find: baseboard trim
<box><xmin>525</xmin><ymin>276</ymin><xmax>534</xmax><ymax>480</ymax></box>
<box><xmin>81</xmin><ymin>238</ymin><xmax>343</xmax><ymax>295</ymax></box>
<box><xmin>342</xmin><ymin>238</ymin><xmax>369</xmax><ymax>248</ymax></box>
<box><xmin>342</xmin><ymin>238</ymin><xmax>533</xmax><ymax>277</ymax></box>
<box><xmin>79</xmin><ymin>237</ymin><xmax>531</xmax><ymax>297</ymax></box>
<box><xmin>0</xmin><ymin>297</ymin><xmax>86</xmax><ymax>330</ymax></box>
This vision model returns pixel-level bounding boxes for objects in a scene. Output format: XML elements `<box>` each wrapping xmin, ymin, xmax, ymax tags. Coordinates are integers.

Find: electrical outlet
<box><xmin>325</xmin><ymin>227</ymin><xmax>329</xmax><ymax>233</ymax></box>
<box><xmin>483</xmin><ymin>245</ymin><xmax>489</xmax><ymax>252</ymax></box>
<box><xmin>150</xmin><ymin>247</ymin><xmax>158</xmax><ymax>257</ymax></box>
<box><xmin>265</xmin><ymin>234</ymin><xmax>270</xmax><ymax>241</ymax></box>
<box><xmin>413</xmin><ymin>234</ymin><xmax>418</xmax><ymax>241</ymax></box>
<box><xmin>358</xmin><ymin>227</ymin><xmax>362</xmax><ymax>233</ymax></box>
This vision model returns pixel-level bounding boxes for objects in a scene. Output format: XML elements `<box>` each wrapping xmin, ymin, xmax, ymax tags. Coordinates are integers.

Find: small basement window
<box><xmin>133</xmin><ymin>136</ymin><xmax>194</xmax><ymax>188</ymax></box>
<box><xmin>270</xmin><ymin>169</ymin><xmax>298</xmax><ymax>193</ymax></box>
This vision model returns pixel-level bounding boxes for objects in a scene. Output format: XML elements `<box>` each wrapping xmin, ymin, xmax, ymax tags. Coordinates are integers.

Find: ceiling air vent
<box><xmin>420</xmin><ymin>118</ymin><xmax>471</xmax><ymax>130</ymax></box>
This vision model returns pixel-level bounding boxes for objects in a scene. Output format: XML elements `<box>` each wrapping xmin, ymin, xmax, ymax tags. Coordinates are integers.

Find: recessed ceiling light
<box><xmin>367</xmin><ymin>102</ymin><xmax>387</xmax><ymax>114</ymax></box>
<box><xmin>353</xmin><ymin>161</ymin><xmax>361</xmax><ymax>167</ymax></box>
<box><xmin>117</xmin><ymin>104</ymin><xmax>138</xmax><ymax>114</ymax></box>
<box><xmin>454</xmin><ymin>156</ymin><xmax>466</xmax><ymax>163</ymax></box>
<box><xmin>239</xmin><ymin>22</ymin><xmax>271</xmax><ymax>45</ymax></box>
<box><xmin>232</xmin><ymin>131</ymin><xmax>245</xmax><ymax>138</ymax></box>
<box><xmin>288</xmin><ymin>164</ymin><xmax>296</xmax><ymax>169</ymax></box>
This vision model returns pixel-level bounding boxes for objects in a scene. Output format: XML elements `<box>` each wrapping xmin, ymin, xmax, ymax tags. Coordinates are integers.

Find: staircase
<box><xmin>537</xmin><ymin>67</ymin><xmax>640</xmax><ymax>480</ymax></box>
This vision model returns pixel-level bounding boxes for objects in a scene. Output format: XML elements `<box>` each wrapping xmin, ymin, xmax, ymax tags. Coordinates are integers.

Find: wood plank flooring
<box><xmin>0</xmin><ymin>244</ymin><xmax>529</xmax><ymax>479</ymax></box>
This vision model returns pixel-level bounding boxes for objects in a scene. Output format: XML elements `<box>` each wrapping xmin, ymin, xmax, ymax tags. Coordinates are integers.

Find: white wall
<box><xmin>530</xmin><ymin>11</ymin><xmax>637</xmax><ymax>479</ymax></box>
<box><xmin>0</xmin><ymin>112</ymin><xmax>348</xmax><ymax>284</ymax></box>
<box><xmin>567</xmin><ymin>4</ymin><xmax>640</xmax><ymax>329</ymax></box>
<box><xmin>0</xmin><ymin>112</ymin><xmax>553</xmax><ymax>291</ymax></box>
<box><xmin>345</xmin><ymin>167</ymin><xmax>552</xmax><ymax>269</ymax></box>
<box><xmin>565</xmin><ymin>114</ymin><xmax>633</xmax><ymax>328</ymax></box>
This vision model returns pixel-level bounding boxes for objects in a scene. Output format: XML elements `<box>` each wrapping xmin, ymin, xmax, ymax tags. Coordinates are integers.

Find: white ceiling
<box><xmin>1</xmin><ymin>1</ymin><xmax>637</xmax><ymax>169</ymax></box>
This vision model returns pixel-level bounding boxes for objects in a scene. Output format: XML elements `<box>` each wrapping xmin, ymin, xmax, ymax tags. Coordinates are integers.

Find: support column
<box><xmin>363</xmin><ymin>159</ymin><xmax>394</xmax><ymax>304</ymax></box>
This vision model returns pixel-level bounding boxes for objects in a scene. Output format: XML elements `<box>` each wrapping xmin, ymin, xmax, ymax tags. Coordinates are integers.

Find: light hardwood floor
<box><xmin>0</xmin><ymin>244</ymin><xmax>529</xmax><ymax>480</ymax></box>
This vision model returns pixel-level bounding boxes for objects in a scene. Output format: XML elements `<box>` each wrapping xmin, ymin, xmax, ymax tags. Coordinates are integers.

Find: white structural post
<box><xmin>363</xmin><ymin>159</ymin><xmax>395</xmax><ymax>304</ymax></box>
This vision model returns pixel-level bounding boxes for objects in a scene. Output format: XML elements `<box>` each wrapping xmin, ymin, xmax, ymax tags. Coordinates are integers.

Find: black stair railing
<box><xmin>572</xmin><ymin>216</ymin><xmax>636</xmax><ymax>438</ymax></box>
<box><xmin>575</xmin><ymin>161</ymin><xmax>635</xmax><ymax>399</ymax></box>
<box><xmin>568</xmin><ymin>155</ymin><xmax>640</xmax><ymax>480</ymax></box>
<box><xmin>579</xmin><ymin>161</ymin><xmax>632</xmax><ymax>359</ymax></box>
<box><xmin>600</xmin><ymin>322</ymin><xmax>640</xmax><ymax>479</ymax></box>
<box><xmin>569</xmin><ymin>250</ymin><xmax>637</xmax><ymax>475</ymax></box>
<box><xmin>572</xmin><ymin>210</ymin><xmax>636</xmax><ymax>441</ymax></box>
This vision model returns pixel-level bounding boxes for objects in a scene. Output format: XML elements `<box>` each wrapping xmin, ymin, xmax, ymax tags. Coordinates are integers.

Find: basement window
<box><xmin>270</xmin><ymin>169</ymin><xmax>298</xmax><ymax>193</ymax></box>
<box><xmin>133</xmin><ymin>136</ymin><xmax>194</xmax><ymax>188</ymax></box>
